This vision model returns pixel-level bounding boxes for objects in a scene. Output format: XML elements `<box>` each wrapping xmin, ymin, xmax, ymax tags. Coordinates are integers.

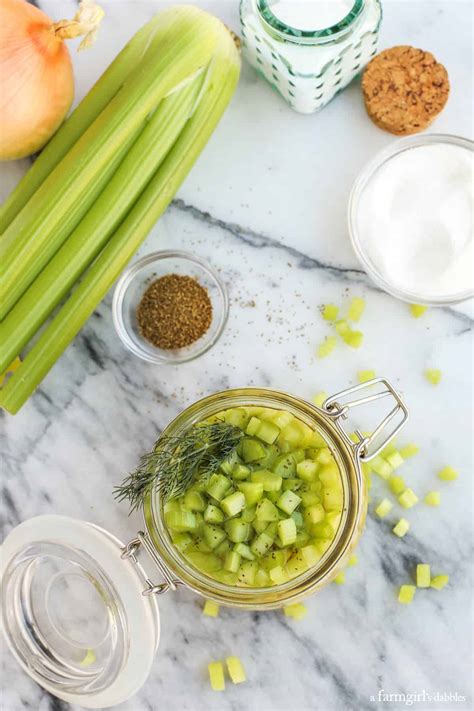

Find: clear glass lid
<box><xmin>0</xmin><ymin>516</ymin><xmax>160</xmax><ymax>708</ymax></box>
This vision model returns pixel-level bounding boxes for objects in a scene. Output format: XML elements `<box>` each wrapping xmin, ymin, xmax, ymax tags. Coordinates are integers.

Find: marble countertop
<box><xmin>1</xmin><ymin>1</ymin><xmax>473</xmax><ymax>710</ymax></box>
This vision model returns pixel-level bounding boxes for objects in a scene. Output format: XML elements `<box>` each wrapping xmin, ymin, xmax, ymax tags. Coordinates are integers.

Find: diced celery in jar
<box><xmin>164</xmin><ymin>406</ymin><xmax>344</xmax><ymax>587</ymax></box>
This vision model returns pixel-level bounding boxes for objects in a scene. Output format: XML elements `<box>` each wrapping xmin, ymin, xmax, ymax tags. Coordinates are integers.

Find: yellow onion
<box><xmin>0</xmin><ymin>0</ymin><xmax>104</xmax><ymax>160</ymax></box>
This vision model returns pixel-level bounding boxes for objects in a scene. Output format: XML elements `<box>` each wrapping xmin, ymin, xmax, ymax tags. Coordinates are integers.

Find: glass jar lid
<box><xmin>0</xmin><ymin>516</ymin><xmax>160</xmax><ymax>708</ymax></box>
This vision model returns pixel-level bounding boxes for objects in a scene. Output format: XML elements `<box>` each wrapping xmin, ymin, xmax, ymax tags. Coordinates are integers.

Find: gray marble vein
<box><xmin>1</xmin><ymin>1</ymin><xmax>473</xmax><ymax>711</ymax></box>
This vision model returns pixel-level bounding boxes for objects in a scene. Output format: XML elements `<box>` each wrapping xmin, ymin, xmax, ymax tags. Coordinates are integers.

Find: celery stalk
<box><xmin>0</xmin><ymin>7</ymin><xmax>223</xmax><ymax>319</ymax></box>
<box><xmin>0</xmin><ymin>15</ymin><xmax>163</xmax><ymax>231</ymax></box>
<box><xmin>0</xmin><ymin>76</ymin><xmax>206</xmax><ymax>372</ymax></box>
<box><xmin>0</xmin><ymin>24</ymin><xmax>240</xmax><ymax>413</ymax></box>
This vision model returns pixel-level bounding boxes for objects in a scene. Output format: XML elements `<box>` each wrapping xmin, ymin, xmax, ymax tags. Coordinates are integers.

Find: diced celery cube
<box><xmin>238</xmin><ymin>481</ymin><xmax>264</xmax><ymax>506</ymax></box>
<box><xmin>312</xmin><ymin>391</ymin><xmax>328</xmax><ymax>408</ymax></box>
<box><xmin>292</xmin><ymin>511</ymin><xmax>304</xmax><ymax>528</ymax></box>
<box><xmin>252</xmin><ymin>519</ymin><xmax>268</xmax><ymax>534</ymax></box>
<box><xmin>424</xmin><ymin>491</ymin><xmax>441</xmax><ymax>507</ymax></box>
<box><xmin>430</xmin><ymin>574</ymin><xmax>449</xmax><ymax>590</ymax></box>
<box><xmin>256</xmin><ymin>420</ymin><xmax>280</xmax><ymax>445</ymax></box>
<box><xmin>317</xmin><ymin>336</ymin><xmax>337</xmax><ymax>358</ymax></box>
<box><xmin>398</xmin><ymin>488</ymin><xmax>418</xmax><ymax>509</ymax></box>
<box><xmin>304</xmin><ymin>503</ymin><xmax>325</xmax><ymax>525</ymax></box>
<box><xmin>389</xmin><ymin>475</ymin><xmax>406</xmax><ymax>495</ymax></box>
<box><xmin>225</xmin><ymin>519</ymin><xmax>250</xmax><ymax>543</ymax></box>
<box><xmin>399</xmin><ymin>443</ymin><xmax>419</xmax><ymax>459</ymax></box>
<box><xmin>296</xmin><ymin>459</ymin><xmax>318</xmax><ymax>481</ymax></box>
<box><xmin>284</xmin><ymin>603</ymin><xmax>308</xmax><ymax>619</ymax></box>
<box><xmin>312</xmin><ymin>521</ymin><xmax>334</xmax><ymax>539</ymax></box>
<box><xmin>254</xmin><ymin>568</ymin><xmax>270</xmax><ymax>587</ymax></box>
<box><xmin>226</xmin><ymin>656</ymin><xmax>246</xmax><ymax>684</ymax></box>
<box><xmin>237</xmin><ymin>560</ymin><xmax>258</xmax><ymax>586</ymax></box>
<box><xmin>416</xmin><ymin>564</ymin><xmax>431</xmax><ymax>588</ymax></box>
<box><xmin>348</xmin><ymin>554</ymin><xmax>358</xmax><ymax>567</ymax></box>
<box><xmin>183</xmin><ymin>489</ymin><xmax>207</xmax><ymax>512</ymax></box>
<box><xmin>425</xmin><ymin>369</ymin><xmax>442</xmax><ymax>385</ymax></box>
<box><xmin>286</xmin><ymin>551</ymin><xmax>308</xmax><ymax>578</ymax></box>
<box><xmin>79</xmin><ymin>649</ymin><xmax>96</xmax><ymax>666</ymax></box>
<box><xmin>293</xmin><ymin>531</ymin><xmax>310</xmax><ymax>548</ymax></box>
<box><xmin>371</xmin><ymin>456</ymin><xmax>393</xmax><ymax>480</ymax></box>
<box><xmin>385</xmin><ymin>451</ymin><xmax>404</xmax><ymax>470</ymax></box>
<box><xmin>212</xmin><ymin>570</ymin><xmax>238</xmax><ymax>586</ymax></box>
<box><xmin>232</xmin><ymin>464</ymin><xmax>251</xmax><ymax>480</ymax></box>
<box><xmin>215</xmin><ymin>538</ymin><xmax>231</xmax><ymax>557</ymax></box>
<box><xmin>221</xmin><ymin>491</ymin><xmax>246</xmax><ymax>518</ymax></box>
<box><xmin>272</xmin><ymin>453</ymin><xmax>297</xmax><ymax>478</ymax></box>
<box><xmin>322</xmin><ymin>487</ymin><xmax>343</xmax><ymax>512</ymax></box>
<box><xmin>375</xmin><ymin>498</ymin><xmax>393</xmax><ymax>519</ymax></box>
<box><xmin>241</xmin><ymin>438</ymin><xmax>267</xmax><ymax>463</ymax></box>
<box><xmin>203</xmin><ymin>600</ymin><xmax>220</xmax><ymax>617</ymax></box>
<box><xmin>300</xmin><ymin>490</ymin><xmax>320</xmax><ymax>507</ymax></box>
<box><xmin>438</xmin><ymin>466</ymin><xmax>458</xmax><ymax>482</ymax></box>
<box><xmin>301</xmin><ymin>544</ymin><xmax>322</xmax><ymax>567</ymax></box>
<box><xmin>357</xmin><ymin>370</ymin><xmax>376</xmax><ymax>383</ymax></box>
<box><xmin>207</xmin><ymin>473</ymin><xmax>232</xmax><ymax>501</ymax></box>
<box><xmin>277</xmin><ymin>490</ymin><xmax>302</xmax><ymax>515</ymax></box>
<box><xmin>220</xmin><ymin>449</ymin><xmax>240</xmax><ymax>475</ymax></box>
<box><xmin>250</xmin><ymin>469</ymin><xmax>282</xmax><ymax>492</ymax></box>
<box><xmin>409</xmin><ymin>304</ymin><xmax>427</xmax><ymax>318</ymax></box>
<box><xmin>255</xmin><ymin>497</ymin><xmax>279</xmax><ymax>522</ymax></box>
<box><xmin>280</xmin><ymin>421</ymin><xmax>306</xmax><ymax>447</ymax></box>
<box><xmin>203</xmin><ymin>524</ymin><xmax>226</xmax><ymax>550</ymax></box>
<box><xmin>234</xmin><ymin>543</ymin><xmax>255</xmax><ymax>560</ymax></box>
<box><xmin>269</xmin><ymin>565</ymin><xmax>289</xmax><ymax>585</ymax></box>
<box><xmin>172</xmin><ymin>533</ymin><xmax>193</xmax><ymax>552</ymax></box>
<box><xmin>322</xmin><ymin>304</ymin><xmax>339</xmax><ymax>321</ymax></box>
<box><xmin>398</xmin><ymin>585</ymin><xmax>416</xmax><ymax>604</ymax></box>
<box><xmin>277</xmin><ymin>518</ymin><xmax>297</xmax><ymax>546</ymax></box>
<box><xmin>333</xmin><ymin>571</ymin><xmax>345</xmax><ymax>584</ymax></box>
<box><xmin>282</xmin><ymin>477</ymin><xmax>302</xmax><ymax>492</ymax></box>
<box><xmin>185</xmin><ymin>551</ymin><xmax>221</xmax><ymax>573</ymax></box>
<box><xmin>224</xmin><ymin>407</ymin><xmax>249</xmax><ymax>429</ymax></box>
<box><xmin>270</xmin><ymin>410</ymin><xmax>294</xmax><ymax>429</ymax></box>
<box><xmin>392</xmin><ymin>518</ymin><xmax>410</xmax><ymax>537</ymax></box>
<box><xmin>314</xmin><ymin>448</ymin><xmax>331</xmax><ymax>465</ymax></box>
<box><xmin>241</xmin><ymin>507</ymin><xmax>256</xmax><ymax>524</ymax></box>
<box><xmin>208</xmin><ymin>661</ymin><xmax>225</xmax><ymax>691</ymax></box>
<box><xmin>343</xmin><ymin>330</ymin><xmax>364</xmax><ymax>349</ymax></box>
<box><xmin>224</xmin><ymin>550</ymin><xmax>241</xmax><ymax>573</ymax></box>
<box><xmin>246</xmin><ymin>416</ymin><xmax>261</xmax><ymax>436</ymax></box>
<box><xmin>335</xmin><ymin>319</ymin><xmax>350</xmax><ymax>337</ymax></box>
<box><xmin>318</xmin><ymin>462</ymin><xmax>339</xmax><ymax>486</ymax></box>
<box><xmin>165</xmin><ymin>510</ymin><xmax>197</xmax><ymax>533</ymax></box>
<box><xmin>204</xmin><ymin>504</ymin><xmax>224</xmax><ymax>524</ymax></box>
<box><xmin>348</xmin><ymin>297</ymin><xmax>366</xmax><ymax>322</ymax></box>
<box><xmin>251</xmin><ymin>532</ymin><xmax>274</xmax><ymax>557</ymax></box>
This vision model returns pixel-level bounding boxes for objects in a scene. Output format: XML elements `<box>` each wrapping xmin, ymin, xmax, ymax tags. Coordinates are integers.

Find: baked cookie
<box><xmin>362</xmin><ymin>45</ymin><xmax>450</xmax><ymax>135</ymax></box>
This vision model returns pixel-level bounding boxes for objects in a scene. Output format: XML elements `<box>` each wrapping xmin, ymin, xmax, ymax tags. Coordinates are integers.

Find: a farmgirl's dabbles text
<box><xmin>164</xmin><ymin>406</ymin><xmax>344</xmax><ymax>587</ymax></box>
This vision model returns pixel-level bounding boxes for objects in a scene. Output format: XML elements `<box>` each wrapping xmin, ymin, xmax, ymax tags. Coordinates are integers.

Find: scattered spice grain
<box><xmin>137</xmin><ymin>274</ymin><xmax>212</xmax><ymax>350</ymax></box>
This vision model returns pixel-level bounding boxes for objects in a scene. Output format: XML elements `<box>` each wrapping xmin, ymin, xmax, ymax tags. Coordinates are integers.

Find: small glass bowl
<box><xmin>112</xmin><ymin>251</ymin><xmax>229</xmax><ymax>363</ymax></box>
<box><xmin>348</xmin><ymin>133</ymin><xmax>474</xmax><ymax>305</ymax></box>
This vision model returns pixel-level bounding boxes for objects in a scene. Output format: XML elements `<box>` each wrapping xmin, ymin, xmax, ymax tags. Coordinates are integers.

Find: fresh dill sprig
<box><xmin>114</xmin><ymin>422</ymin><xmax>243</xmax><ymax>512</ymax></box>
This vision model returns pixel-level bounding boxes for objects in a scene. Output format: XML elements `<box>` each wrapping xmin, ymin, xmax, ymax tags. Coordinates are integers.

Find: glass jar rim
<box><xmin>348</xmin><ymin>133</ymin><xmax>474</xmax><ymax>306</ymax></box>
<box><xmin>143</xmin><ymin>387</ymin><xmax>366</xmax><ymax>609</ymax></box>
<box><xmin>255</xmin><ymin>0</ymin><xmax>365</xmax><ymax>44</ymax></box>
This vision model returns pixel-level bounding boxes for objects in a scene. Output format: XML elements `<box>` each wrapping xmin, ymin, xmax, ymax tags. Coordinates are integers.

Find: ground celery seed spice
<box><xmin>137</xmin><ymin>274</ymin><xmax>213</xmax><ymax>350</ymax></box>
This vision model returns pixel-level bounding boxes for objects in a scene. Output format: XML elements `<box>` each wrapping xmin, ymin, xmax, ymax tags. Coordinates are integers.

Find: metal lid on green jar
<box><xmin>0</xmin><ymin>515</ymin><xmax>160</xmax><ymax>708</ymax></box>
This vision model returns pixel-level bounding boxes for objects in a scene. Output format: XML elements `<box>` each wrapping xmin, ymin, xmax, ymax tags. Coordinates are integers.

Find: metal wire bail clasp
<box><xmin>121</xmin><ymin>531</ymin><xmax>182</xmax><ymax>597</ymax></box>
<box><xmin>321</xmin><ymin>378</ymin><xmax>409</xmax><ymax>461</ymax></box>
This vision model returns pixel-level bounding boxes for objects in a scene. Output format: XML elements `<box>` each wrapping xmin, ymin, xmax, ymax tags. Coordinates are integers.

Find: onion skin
<box><xmin>0</xmin><ymin>0</ymin><xmax>74</xmax><ymax>160</ymax></box>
